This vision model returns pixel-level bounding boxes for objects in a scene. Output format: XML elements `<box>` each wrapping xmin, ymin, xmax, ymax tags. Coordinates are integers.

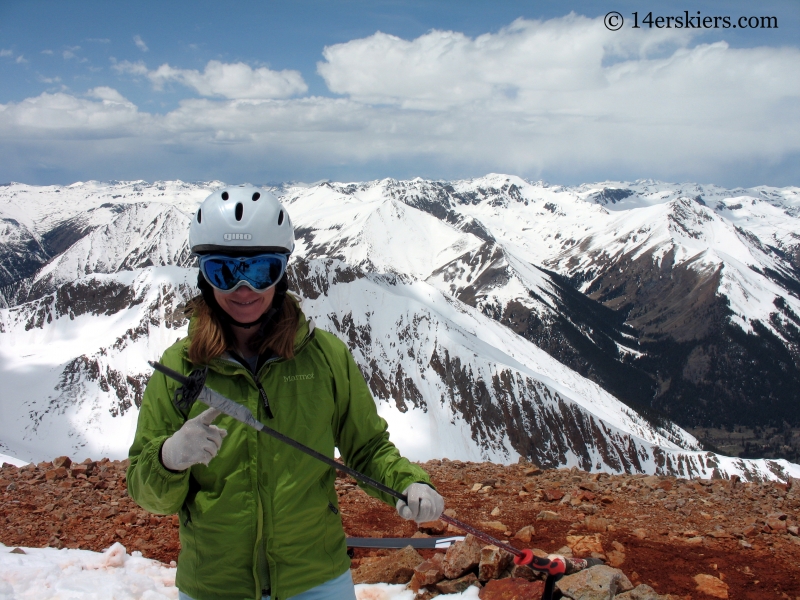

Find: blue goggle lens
<box><xmin>200</xmin><ymin>254</ymin><xmax>288</xmax><ymax>292</ymax></box>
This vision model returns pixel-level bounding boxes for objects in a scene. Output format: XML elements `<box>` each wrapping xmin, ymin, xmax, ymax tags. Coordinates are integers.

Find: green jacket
<box><xmin>127</xmin><ymin>306</ymin><xmax>431</xmax><ymax>600</ymax></box>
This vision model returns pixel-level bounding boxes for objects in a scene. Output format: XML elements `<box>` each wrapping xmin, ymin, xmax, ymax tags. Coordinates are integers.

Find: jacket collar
<box><xmin>180</xmin><ymin>293</ymin><xmax>314</xmax><ymax>375</ymax></box>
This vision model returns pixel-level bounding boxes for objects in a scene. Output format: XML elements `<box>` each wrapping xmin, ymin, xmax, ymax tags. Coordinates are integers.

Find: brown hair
<box><xmin>184</xmin><ymin>294</ymin><xmax>300</xmax><ymax>365</ymax></box>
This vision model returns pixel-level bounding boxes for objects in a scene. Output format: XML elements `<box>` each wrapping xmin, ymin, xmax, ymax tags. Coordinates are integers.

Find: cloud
<box><xmin>37</xmin><ymin>75</ymin><xmax>62</xmax><ymax>84</ymax></box>
<box><xmin>112</xmin><ymin>59</ymin><xmax>149</xmax><ymax>76</ymax></box>
<box><xmin>116</xmin><ymin>60</ymin><xmax>308</xmax><ymax>99</ymax></box>
<box><xmin>134</xmin><ymin>35</ymin><xmax>149</xmax><ymax>52</ymax></box>
<box><xmin>1</xmin><ymin>49</ymin><xmax>29</xmax><ymax>63</ymax></box>
<box><xmin>1</xmin><ymin>15</ymin><xmax>799</xmax><ymax>186</ymax></box>
<box><xmin>87</xmin><ymin>87</ymin><xmax>135</xmax><ymax>105</ymax></box>
<box><xmin>41</xmin><ymin>50</ymin><xmax>54</xmax><ymax>55</ymax></box>
<box><xmin>86</xmin><ymin>38</ymin><xmax>111</xmax><ymax>44</ymax></box>
<box><xmin>0</xmin><ymin>90</ymin><xmax>146</xmax><ymax>140</ymax></box>
<box><xmin>62</xmin><ymin>46</ymin><xmax>88</xmax><ymax>62</ymax></box>
<box><xmin>317</xmin><ymin>16</ymin><xmax>694</xmax><ymax>109</ymax></box>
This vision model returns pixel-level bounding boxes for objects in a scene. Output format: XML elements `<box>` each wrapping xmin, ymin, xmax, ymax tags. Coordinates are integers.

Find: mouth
<box><xmin>231</xmin><ymin>298</ymin><xmax>258</xmax><ymax>306</ymax></box>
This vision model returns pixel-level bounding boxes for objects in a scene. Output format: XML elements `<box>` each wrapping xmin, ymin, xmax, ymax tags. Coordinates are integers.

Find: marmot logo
<box><xmin>284</xmin><ymin>373</ymin><xmax>314</xmax><ymax>382</ymax></box>
<box><xmin>223</xmin><ymin>233</ymin><xmax>252</xmax><ymax>241</ymax></box>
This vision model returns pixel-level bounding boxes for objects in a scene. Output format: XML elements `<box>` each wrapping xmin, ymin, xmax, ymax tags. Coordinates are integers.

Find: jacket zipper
<box><xmin>256</xmin><ymin>380</ymin><xmax>274</xmax><ymax>419</ymax></box>
<box><xmin>205</xmin><ymin>324</ymin><xmax>317</xmax><ymax>599</ymax></box>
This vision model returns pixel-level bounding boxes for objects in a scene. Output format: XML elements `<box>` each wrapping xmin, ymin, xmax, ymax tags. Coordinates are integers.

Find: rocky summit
<box><xmin>2</xmin><ymin>457</ymin><xmax>799</xmax><ymax>598</ymax></box>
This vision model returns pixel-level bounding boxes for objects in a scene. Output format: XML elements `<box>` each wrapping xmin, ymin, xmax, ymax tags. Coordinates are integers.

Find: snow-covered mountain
<box><xmin>1</xmin><ymin>178</ymin><xmax>798</xmax><ymax>482</ymax></box>
<box><xmin>284</xmin><ymin>176</ymin><xmax>800</xmax><ymax>429</ymax></box>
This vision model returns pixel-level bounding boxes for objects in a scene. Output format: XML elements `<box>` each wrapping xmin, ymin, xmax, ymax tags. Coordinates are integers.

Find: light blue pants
<box><xmin>178</xmin><ymin>570</ymin><xmax>357</xmax><ymax>600</ymax></box>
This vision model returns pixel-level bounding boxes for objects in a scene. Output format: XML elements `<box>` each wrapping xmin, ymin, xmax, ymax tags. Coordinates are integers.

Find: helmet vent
<box><xmin>252</xmin><ymin>192</ymin><xmax>261</xmax><ymax>201</ymax></box>
<box><xmin>221</xmin><ymin>191</ymin><xmax>229</xmax><ymax>201</ymax></box>
<box><xmin>197</xmin><ymin>209</ymin><xmax>202</xmax><ymax>223</ymax></box>
<box><xmin>235</xmin><ymin>203</ymin><xmax>244</xmax><ymax>221</ymax></box>
<box><xmin>278</xmin><ymin>210</ymin><xmax>284</xmax><ymax>225</ymax></box>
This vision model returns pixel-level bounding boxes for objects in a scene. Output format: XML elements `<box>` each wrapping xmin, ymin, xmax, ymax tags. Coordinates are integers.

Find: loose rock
<box><xmin>442</xmin><ymin>534</ymin><xmax>483</xmax><ymax>580</ymax></box>
<box><xmin>693</xmin><ymin>574</ymin><xmax>728</xmax><ymax>599</ymax></box>
<box><xmin>351</xmin><ymin>545</ymin><xmax>424</xmax><ymax>584</ymax></box>
<box><xmin>615</xmin><ymin>583</ymin><xmax>668</xmax><ymax>600</ymax></box>
<box><xmin>556</xmin><ymin>565</ymin><xmax>634</xmax><ymax>600</ymax></box>
<box><xmin>436</xmin><ymin>572</ymin><xmax>480</xmax><ymax>594</ymax></box>
<box><xmin>478</xmin><ymin>545</ymin><xmax>513</xmax><ymax>581</ymax></box>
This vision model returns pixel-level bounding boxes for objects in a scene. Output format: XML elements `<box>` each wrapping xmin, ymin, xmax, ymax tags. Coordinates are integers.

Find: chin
<box><xmin>232</xmin><ymin>311</ymin><xmax>264</xmax><ymax>323</ymax></box>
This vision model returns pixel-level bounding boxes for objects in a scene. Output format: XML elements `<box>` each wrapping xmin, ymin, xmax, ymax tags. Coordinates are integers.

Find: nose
<box><xmin>230</xmin><ymin>284</ymin><xmax>260</xmax><ymax>298</ymax></box>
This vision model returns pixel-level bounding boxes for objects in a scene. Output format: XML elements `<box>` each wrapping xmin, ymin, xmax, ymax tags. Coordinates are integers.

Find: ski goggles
<box><xmin>199</xmin><ymin>253</ymin><xmax>288</xmax><ymax>293</ymax></box>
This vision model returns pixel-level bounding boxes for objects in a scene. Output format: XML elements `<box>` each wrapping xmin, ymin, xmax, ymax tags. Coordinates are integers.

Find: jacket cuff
<box><xmin>147</xmin><ymin>435</ymin><xmax>190</xmax><ymax>483</ymax></box>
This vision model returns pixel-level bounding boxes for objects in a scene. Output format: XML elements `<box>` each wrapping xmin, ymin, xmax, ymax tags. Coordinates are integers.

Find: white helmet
<box><xmin>189</xmin><ymin>185</ymin><xmax>294</xmax><ymax>254</ymax></box>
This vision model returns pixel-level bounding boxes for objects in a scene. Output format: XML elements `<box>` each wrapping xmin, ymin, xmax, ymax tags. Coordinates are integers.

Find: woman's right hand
<box><xmin>161</xmin><ymin>408</ymin><xmax>228</xmax><ymax>471</ymax></box>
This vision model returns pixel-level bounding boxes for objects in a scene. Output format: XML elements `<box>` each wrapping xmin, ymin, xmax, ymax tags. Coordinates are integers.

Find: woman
<box><xmin>127</xmin><ymin>185</ymin><xmax>444</xmax><ymax>600</ymax></box>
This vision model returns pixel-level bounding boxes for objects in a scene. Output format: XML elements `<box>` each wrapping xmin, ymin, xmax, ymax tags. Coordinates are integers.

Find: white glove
<box><xmin>396</xmin><ymin>483</ymin><xmax>444</xmax><ymax>523</ymax></box>
<box><xmin>161</xmin><ymin>408</ymin><xmax>227</xmax><ymax>471</ymax></box>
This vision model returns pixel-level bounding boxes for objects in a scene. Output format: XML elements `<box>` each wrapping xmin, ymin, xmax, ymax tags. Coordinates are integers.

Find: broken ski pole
<box><xmin>147</xmin><ymin>360</ymin><xmax>600</xmax><ymax>580</ymax></box>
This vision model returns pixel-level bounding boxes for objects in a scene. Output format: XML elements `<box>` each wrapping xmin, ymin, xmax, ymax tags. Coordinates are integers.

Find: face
<box><xmin>213</xmin><ymin>285</ymin><xmax>276</xmax><ymax>324</ymax></box>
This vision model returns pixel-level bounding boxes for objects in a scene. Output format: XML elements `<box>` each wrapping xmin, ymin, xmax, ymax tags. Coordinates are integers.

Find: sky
<box><xmin>0</xmin><ymin>0</ymin><xmax>798</xmax><ymax>187</ymax></box>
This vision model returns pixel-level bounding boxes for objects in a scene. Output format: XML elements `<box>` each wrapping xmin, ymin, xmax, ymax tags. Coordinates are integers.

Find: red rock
<box><xmin>409</xmin><ymin>553</ymin><xmax>445</xmax><ymax>592</ymax></box>
<box><xmin>694</xmin><ymin>574</ymin><xmax>728</xmax><ymax>599</ymax></box>
<box><xmin>99</xmin><ymin>506</ymin><xmax>120</xmax><ymax>519</ymax></box>
<box><xmin>436</xmin><ymin>573</ymin><xmax>480</xmax><ymax>594</ymax></box>
<box><xmin>509</xmin><ymin>562</ymin><xmax>542</xmax><ymax>582</ymax></box>
<box><xmin>52</xmin><ymin>456</ymin><xmax>72</xmax><ymax>469</ymax></box>
<box><xmin>512</xmin><ymin>525</ymin><xmax>535</xmax><ymax>543</ymax></box>
<box><xmin>557</xmin><ymin>565</ymin><xmax>633</xmax><ymax>599</ymax></box>
<box><xmin>479</xmin><ymin>578</ymin><xmax>544</xmax><ymax>599</ymax></box>
<box><xmin>478</xmin><ymin>545</ymin><xmax>513</xmax><ymax>581</ymax></box>
<box><xmin>442</xmin><ymin>534</ymin><xmax>483</xmax><ymax>579</ymax></box>
<box><xmin>708</xmin><ymin>530</ymin><xmax>733</xmax><ymax>539</ymax></box>
<box><xmin>536</xmin><ymin>510</ymin><xmax>560</xmax><ymax>521</ymax></box>
<box><xmin>767</xmin><ymin>518</ymin><xmax>787</xmax><ymax>532</ymax></box>
<box><xmin>543</xmin><ymin>488</ymin><xmax>564</xmax><ymax>502</ymax></box>
<box><xmin>351</xmin><ymin>546</ymin><xmax>425</xmax><ymax>584</ymax></box>
<box><xmin>743</xmin><ymin>524</ymin><xmax>759</xmax><ymax>537</ymax></box>
<box><xmin>607</xmin><ymin>549</ymin><xmax>625</xmax><ymax>567</ymax></box>
<box><xmin>567</xmin><ymin>534</ymin><xmax>604</xmax><ymax>555</ymax></box>
<box><xmin>478</xmin><ymin>520</ymin><xmax>509</xmax><ymax>533</ymax></box>
<box><xmin>584</xmin><ymin>516</ymin><xmax>610</xmax><ymax>533</ymax></box>
<box><xmin>44</xmin><ymin>467</ymin><xmax>68</xmax><ymax>481</ymax></box>
<box><xmin>418</xmin><ymin>519</ymin><xmax>447</xmax><ymax>535</ymax></box>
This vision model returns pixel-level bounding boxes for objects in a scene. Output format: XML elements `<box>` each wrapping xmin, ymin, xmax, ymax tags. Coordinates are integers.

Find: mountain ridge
<box><xmin>1</xmin><ymin>176</ymin><xmax>798</xmax><ymax>477</ymax></box>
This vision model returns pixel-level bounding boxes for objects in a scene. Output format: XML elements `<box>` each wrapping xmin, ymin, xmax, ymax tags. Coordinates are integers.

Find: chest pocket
<box><xmin>262</xmin><ymin>355</ymin><xmax>336</xmax><ymax>447</ymax></box>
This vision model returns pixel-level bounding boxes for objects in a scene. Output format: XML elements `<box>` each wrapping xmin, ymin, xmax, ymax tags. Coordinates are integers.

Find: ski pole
<box><xmin>147</xmin><ymin>361</ymin><xmax>598</xmax><ymax>576</ymax></box>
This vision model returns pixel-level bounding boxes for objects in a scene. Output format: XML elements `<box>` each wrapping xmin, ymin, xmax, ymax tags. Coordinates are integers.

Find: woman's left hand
<box><xmin>396</xmin><ymin>483</ymin><xmax>445</xmax><ymax>523</ymax></box>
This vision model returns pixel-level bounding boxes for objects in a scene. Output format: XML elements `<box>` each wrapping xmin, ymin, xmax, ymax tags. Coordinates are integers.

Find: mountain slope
<box><xmin>1</xmin><ymin>178</ymin><xmax>799</xmax><ymax>477</ymax></box>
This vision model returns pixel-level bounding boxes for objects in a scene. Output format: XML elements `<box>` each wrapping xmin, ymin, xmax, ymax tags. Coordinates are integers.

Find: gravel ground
<box><xmin>2</xmin><ymin>457</ymin><xmax>799</xmax><ymax>598</ymax></box>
